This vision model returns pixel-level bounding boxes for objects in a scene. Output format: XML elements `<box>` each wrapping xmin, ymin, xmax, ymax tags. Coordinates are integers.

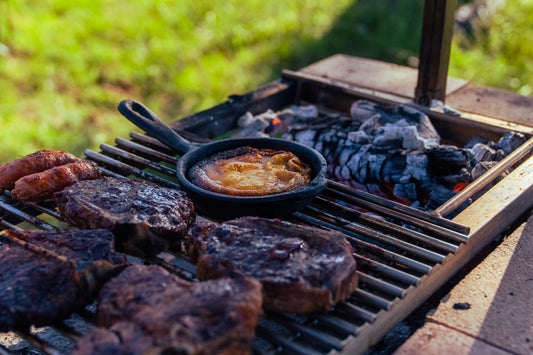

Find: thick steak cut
<box><xmin>3</xmin><ymin>228</ymin><xmax>128</xmax><ymax>272</ymax></box>
<box><xmin>189</xmin><ymin>216</ymin><xmax>358</xmax><ymax>313</ymax></box>
<box><xmin>81</xmin><ymin>264</ymin><xmax>262</xmax><ymax>355</ymax></box>
<box><xmin>55</xmin><ymin>176</ymin><xmax>195</xmax><ymax>256</ymax></box>
<box><xmin>0</xmin><ymin>229</ymin><xmax>128</xmax><ymax>331</ymax></box>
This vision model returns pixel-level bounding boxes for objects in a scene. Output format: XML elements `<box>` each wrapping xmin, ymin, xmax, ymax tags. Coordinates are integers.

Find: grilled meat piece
<box><xmin>189</xmin><ymin>217</ymin><xmax>358</xmax><ymax>314</ymax></box>
<box><xmin>0</xmin><ymin>149</ymin><xmax>79</xmax><ymax>193</ymax></box>
<box><xmin>2</xmin><ymin>228</ymin><xmax>128</xmax><ymax>272</ymax></box>
<box><xmin>71</xmin><ymin>322</ymin><xmax>156</xmax><ymax>355</ymax></box>
<box><xmin>11</xmin><ymin>160</ymin><xmax>102</xmax><ymax>203</ymax></box>
<box><xmin>87</xmin><ymin>264</ymin><xmax>262</xmax><ymax>355</ymax></box>
<box><xmin>55</xmin><ymin>176</ymin><xmax>196</xmax><ymax>257</ymax></box>
<box><xmin>0</xmin><ymin>229</ymin><xmax>128</xmax><ymax>331</ymax></box>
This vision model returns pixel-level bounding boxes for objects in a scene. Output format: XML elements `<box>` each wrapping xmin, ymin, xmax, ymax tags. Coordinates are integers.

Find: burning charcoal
<box><xmin>280</xmin><ymin>104</ymin><xmax>319</xmax><ymax>120</ymax></box>
<box><xmin>471</xmin><ymin>161</ymin><xmax>499</xmax><ymax>180</ymax></box>
<box><xmin>465</xmin><ymin>136</ymin><xmax>490</xmax><ymax>149</ymax></box>
<box><xmin>234</xmin><ymin>112</ymin><xmax>270</xmax><ymax>138</ymax></box>
<box><xmin>400</xmin><ymin>154</ymin><xmax>430</xmax><ymax>184</ymax></box>
<box><xmin>351</xmin><ymin>100</ymin><xmax>440</xmax><ymax>148</ymax></box>
<box><xmin>497</xmin><ymin>131</ymin><xmax>527</xmax><ymax>155</ymax></box>
<box><xmin>425</xmin><ymin>185</ymin><xmax>472</xmax><ymax>215</ymax></box>
<box><xmin>471</xmin><ymin>142</ymin><xmax>497</xmax><ymax>163</ymax></box>
<box><xmin>233</xmin><ymin>101</ymin><xmax>521</xmax><ymax>208</ymax></box>
<box><xmin>393</xmin><ymin>183</ymin><xmax>418</xmax><ymax>201</ymax></box>
<box><xmin>347</xmin><ymin>130</ymin><xmax>370</xmax><ymax>144</ymax></box>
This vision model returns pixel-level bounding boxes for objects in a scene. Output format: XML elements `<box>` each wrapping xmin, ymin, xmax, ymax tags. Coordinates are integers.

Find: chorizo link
<box><xmin>0</xmin><ymin>150</ymin><xmax>79</xmax><ymax>192</ymax></box>
<box><xmin>11</xmin><ymin>160</ymin><xmax>101</xmax><ymax>203</ymax></box>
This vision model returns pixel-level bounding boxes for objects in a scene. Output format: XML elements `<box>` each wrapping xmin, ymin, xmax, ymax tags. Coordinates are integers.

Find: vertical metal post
<box><xmin>415</xmin><ymin>0</ymin><xmax>457</xmax><ymax>106</ymax></box>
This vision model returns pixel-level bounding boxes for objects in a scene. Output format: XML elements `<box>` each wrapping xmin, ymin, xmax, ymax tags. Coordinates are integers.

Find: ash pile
<box><xmin>233</xmin><ymin>100</ymin><xmax>527</xmax><ymax>213</ymax></box>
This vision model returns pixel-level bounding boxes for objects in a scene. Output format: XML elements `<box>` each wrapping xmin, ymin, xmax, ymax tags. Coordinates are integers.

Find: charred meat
<box><xmin>80</xmin><ymin>264</ymin><xmax>262</xmax><ymax>355</ymax></box>
<box><xmin>0</xmin><ymin>149</ymin><xmax>79</xmax><ymax>193</ymax></box>
<box><xmin>0</xmin><ymin>229</ymin><xmax>128</xmax><ymax>331</ymax></box>
<box><xmin>11</xmin><ymin>160</ymin><xmax>102</xmax><ymax>203</ymax></box>
<box><xmin>55</xmin><ymin>176</ymin><xmax>195</xmax><ymax>256</ymax></box>
<box><xmin>70</xmin><ymin>322</ymin><xmax>157</xmax><ymax>355</ymax></box>
<box><xmin>188</xmin><ymin>217</ymin><xmax>358</xmax><ymax>314</ymax></box>
<box><xmin>3</xmin><ymin>228</ymin><xmax>128</xmax><ymax>272</ymax></box>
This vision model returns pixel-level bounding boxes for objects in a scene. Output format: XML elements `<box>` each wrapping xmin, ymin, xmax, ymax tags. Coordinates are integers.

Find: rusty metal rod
<box><xmin>334</xmin><ymin>302</ymin><xmax>377</xmax><ymax>324</ymax></box>
<box><xmin>312</xmin><ymin>197</ymin><xmax>459</xmax><ymax>254</ymax></box>
<box><xmin>357</xmin><ymin>272</ymin><xmax>406</xmax><ymax>299</ymax></box>
<box><xmin>312</xmin><ymin>314</ymin><xmax>359</xmax><ymax>336</ymax></box>
<box><xmin>116</xmin><ymin>137</ymin><xmax>179</xmax><ymax>165</ymax></box>
<box><xmin>0</xmin><ymin>199</ymin><xmax>58</xmax><ymax>231</ymax></box>
<box><xmin>434</xmin><ymin>136</ymin><xmax>533</xmax><ymax>217</ymax></box>
<box><xmin>295</xmin><ymin>210</ymin><xmax>434</xmax><ymax>274</ymax></box>
<box><xmin>255</xmin><ymin>324</ymin><xmax>323</xmax><ymax>355</ymax></box>
<box><xmin>327</xmin><ymin>180</ymin><xmax>470</xmax><ymax>235</ymax></box>
<box><xmin>304</xmin><ymin>205</ymin><xmax>445</xmax><ymax>266</ymax></box>
<box><xmin>351</xmin><ymin>288</ymin><xmax>393</xmax><ymax>311</ymax></box>
<box><xmin>84</xmin><ymin>149</ymin><xmax>181</xmax><ymax>190</ymax></box>
<box><xmin>266</xmin><ymin>313</ymin><xmax>345</xmax><ymax>351</ymax></box>
<box><xmin>323</xmin><ymin>185</ymin><xmax>469</xmax><ymax>243</ymax></box>
<box><xmin>100</xmin><ymin>144</ymin><xmax>176</xmax><ymax>177</ymax></box>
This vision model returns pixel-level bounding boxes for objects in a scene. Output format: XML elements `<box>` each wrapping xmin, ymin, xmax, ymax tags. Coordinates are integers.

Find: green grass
<box><xmin>0</xmin><ymin>0</ymin><xmax>531</xmax><ymax>163</ymax></box>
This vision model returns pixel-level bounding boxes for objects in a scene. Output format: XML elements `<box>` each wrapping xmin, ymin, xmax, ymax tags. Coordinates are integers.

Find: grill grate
<box><xmin>0</xmin><ymin>130</ymin><xmax>472</xmax><ymax>355</ymax></box>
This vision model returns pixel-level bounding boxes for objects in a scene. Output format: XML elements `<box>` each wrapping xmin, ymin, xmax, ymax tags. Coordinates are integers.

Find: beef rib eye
<box><xmin>188</xmin><ymin>216</ymin><xmax>358</xmax><ymax>314</ymax></box>
<box><xmin>55</xmin><ymin>176</ymin><xmax>195</xmax><ymax>257</ymax></box>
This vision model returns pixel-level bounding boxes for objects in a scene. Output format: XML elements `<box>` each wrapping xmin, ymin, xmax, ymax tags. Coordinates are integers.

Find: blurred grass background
<box><xmin>0</xmin><ymin>0</ymin><xmax>531</xmax><ymax>162</ymax></box>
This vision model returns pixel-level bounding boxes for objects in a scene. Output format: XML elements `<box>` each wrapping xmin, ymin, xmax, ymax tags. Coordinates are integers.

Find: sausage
<box><xmin>0</xmin><ymin>150</ymin><xmax>79</xmax><ymax>192</ymax></box>
<box><xmin>11</xmin><ymin>160</ymin><xmax>102</xmax><ymax>203</ymax></box>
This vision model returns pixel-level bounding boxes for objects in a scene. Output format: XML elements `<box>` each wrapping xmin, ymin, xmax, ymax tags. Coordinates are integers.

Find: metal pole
<box><xmin>415</xmin><ymin>0</ymin><xmax>457</xmax><ymax>106</ymax></box>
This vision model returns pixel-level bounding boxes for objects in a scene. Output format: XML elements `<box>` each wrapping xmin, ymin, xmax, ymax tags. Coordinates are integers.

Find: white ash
<box><xmin>471</xmin><ymin>161</ymin><xmax>499</xmax><ymax>180</ymax></box>
<box><xmin>471</xmin><ymin>142</ymin><xmax>498</xmax><ymax>163</ymax></box>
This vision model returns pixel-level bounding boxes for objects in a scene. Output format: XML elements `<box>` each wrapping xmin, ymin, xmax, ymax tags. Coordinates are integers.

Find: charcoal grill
<box><xmin>1</xmin><ymin>67</ymin><xmax>532</xmax><ymax>354</ymax></box>
<box><xmin>2</xmin><ymin>0</ymin><xmax>533</xmax><ymax>353</ymax></box>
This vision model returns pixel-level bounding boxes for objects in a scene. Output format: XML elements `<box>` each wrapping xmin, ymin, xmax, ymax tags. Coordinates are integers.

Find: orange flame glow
<box><xmin>454</xmin><ymin>182</ymin><xmax>468</xmax><ymax>193</ymax></box>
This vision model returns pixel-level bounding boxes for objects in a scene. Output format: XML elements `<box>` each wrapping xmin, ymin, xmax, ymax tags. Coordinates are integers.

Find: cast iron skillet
<box><xmin>117</xmin><ymin>99</ymin><xmax>327</xmax><ymax>219</ymax></box>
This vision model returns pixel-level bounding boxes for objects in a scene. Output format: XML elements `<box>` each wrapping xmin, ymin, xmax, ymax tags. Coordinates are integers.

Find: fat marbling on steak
<box><xmin>75</xmin><ymin>264</ymin><xmax>262</xmax><ymax>355</ymax></box>
<box><xmin>188</xmin><ymin>216</ymin><xmax>358</xmax><ymax>314</ymax></box>
<box><xmin>55</xmin><ymin>176</ymin><xmax>195</xmax><ymax>256</ymax></box>
<box><xmin>0</xmin><ymin>229</ymin><xmax>128</xmax><ymax>331</ymax></box>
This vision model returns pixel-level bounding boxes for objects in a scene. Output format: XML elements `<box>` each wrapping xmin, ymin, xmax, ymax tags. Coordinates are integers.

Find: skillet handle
<box><xmin>118</xmin><ymin>99</ymin><xmax>195</xmax><ymax>154</ymax></box>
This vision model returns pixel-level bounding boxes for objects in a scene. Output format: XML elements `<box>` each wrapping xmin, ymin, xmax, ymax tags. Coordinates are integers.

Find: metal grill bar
<box><xmin>294</xmin><ymin>211</ymin><xmax>433</xmax><ymax>276</ymax></box>
<box><xmin>0</xmin><ymin>198</ymin><xmax>58</xmax><ymax>231</ymax></box>
<box><xmin>312</xmin><ymin>197</ymin><xmax>459</xmax><ymax>254</ymax></box>
<box><xmin>324</xmin><ymin>185</ymin><xmax>469</xmax><ymax>243</ymax></box>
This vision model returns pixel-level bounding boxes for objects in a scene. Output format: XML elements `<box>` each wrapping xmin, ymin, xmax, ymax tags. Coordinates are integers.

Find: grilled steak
<box><xmin>3</xmin><ymin>228</ymin><xmax>128</xmax><ymax>272</ymax></box>
<box><xmin>189</xmin><ymin>217</ymin><xmax>358</xmax><ymax>314</ymax></box>
<box><xmin>0</xmin><ymin>229</ymin><xmax>128</xmax><ymax>331</ymax></box>
<box><xmin>83</xmin><ymin>264</ymin><xmax>262</xmax><ymax>355</ymax></box>
<box><xmin>55</xmin><ymin>176</ymin><xmax>195</xmax><ymax>256</ymax></box>
<box><xmin>0</xmin><ymin>149</ymin><xmax>79</xmax><ymax>193</ymax></box>
<box><xmin>71</xmin><ymin>322</ymin><xmax>156</xmax><ymax>355</ymax></box>
<box><xmin>11</xmin><ymin>160</ymin><xmax>101</xmax><ymax>203</ymax></box>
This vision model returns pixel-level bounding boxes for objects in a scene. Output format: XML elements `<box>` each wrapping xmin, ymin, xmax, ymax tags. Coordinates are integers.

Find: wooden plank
<box><xmin>299</xmin><ymin>54</ymin><xmax>467</xmax><ymax>101</ymax></box>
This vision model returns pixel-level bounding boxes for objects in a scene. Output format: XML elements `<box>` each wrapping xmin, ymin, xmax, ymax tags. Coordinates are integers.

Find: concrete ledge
<box><xmin>394</xmin><ymin>322</ymin><xmax>514</xmax><ymax>355</ymax></box>
<box><xmin>395</xmin><ymin>211</ymin><xmax>533</xmax><ymax>355</ymax></box>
